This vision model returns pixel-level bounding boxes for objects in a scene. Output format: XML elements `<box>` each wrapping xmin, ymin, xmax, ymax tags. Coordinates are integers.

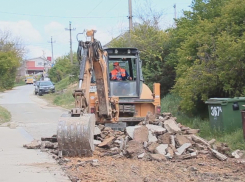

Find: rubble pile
<box><xmin>92</xmin><ymin>112</ymin><xmax>229</xmax><ymax>161</ymax></box>
<box><xmin>24</xmin><ymin>112</ymin><xmax>240</xmax><ymax>161</ymax></box>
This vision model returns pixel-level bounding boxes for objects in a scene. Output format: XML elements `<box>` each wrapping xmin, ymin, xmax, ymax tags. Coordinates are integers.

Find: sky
<box><xmin>0</xmin><ymin>0</ymin><xmax>193</xmax><ymax>61</ymax></box>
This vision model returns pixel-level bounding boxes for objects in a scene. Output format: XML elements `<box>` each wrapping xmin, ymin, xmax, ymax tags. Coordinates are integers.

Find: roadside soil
<box><xmin>57</xmin><ymin>148</ymin><xmax>245</xmax><ymax>182</ymax></box>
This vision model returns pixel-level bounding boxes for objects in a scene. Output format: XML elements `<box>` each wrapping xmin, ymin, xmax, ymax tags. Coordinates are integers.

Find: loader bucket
<box><xmin>57</xmin><ymin>114</ymin><xmax>95</xmax><ymax>157</ymax></box>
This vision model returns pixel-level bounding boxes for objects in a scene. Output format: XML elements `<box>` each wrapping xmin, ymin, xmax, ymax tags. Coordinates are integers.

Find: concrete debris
<box><xmin>155</xmin><ymin>144</ymin><xmax>168</xmax><ymax>155</ymax></box>
<box><xmin>126</xmin><ymin>126</ymin><xmax>141</xmax><ymax>139</ymax></box>
<box><xmin>150</xmin><ymin>154</ymin><xmax>167</xmax><ymax>161</ymax></box>
<box><xmin>175</xmin><ymin>134</ymin><xmax>191</xmax><ymax>146</ymax></box>
<box><xmin>186</xmin><ymin>129</ymin><xmax>200</xmax><ymax>134</ymax></box>
<box><xmin>138</xmin><ymin>153</ymin><xmax>145</xmax><ymax>159</ymax></box>
<box><xmin>158</xmin><ymin>133</ymin><xmax>171</xmax><ymax>144</ymax></box>
<box><xmin>148</xmin><ymin>143</ymin><xmax>159</xmax><ymax>153</ymax></box>
<box><xmin>232</xmin><ymin>150</ymin><xmax>245</xmax><ymax>159</ymax></box>
<box><xmin>98</xmin><ymin>136</ymin><xmax>115</xmax><ymax>147</ymax></box>
<box><xmin>125</xmin><ymin>140</ymin><xmax>144</xmax><ymax>158</ymax></box>
<box><xmin>146</xmin><ymin>124</ymin><xmax>166</xmax><ymax>134</ymax></box>
<box><xmin>23</xmin><ymin>140</ymin><xmax>41</xmax><ymax>149</ymax></box>
<box><xmin>209</xmin><ymin>148</ymin><xmax>228</xmax><ymax>161</ymax></box>
<box><xmin>208</xmin><ymin>139</ymin><xmax>216</xmax><ymax>145</ymax></box>
<box><xmin>94</xmin><ymin>126</ymin><xmax>102</xmax><ymax>135</ymax></box>
<box><xmin>133</xmin><ymin>126</ymin><xmax>148</xmax><ymax>143</ymax></box>
<box><xmin>148</xmin><ymin>131</ymin><xmax>158</xmax><ymax>143</ymax></box>
<box><xmin>94</xmin><ymin>140</ymin><xmax>101</xmax><ymax>145</ymax></box>
<box><xmin>175</xmin><ymin>143</ymin><xmax>192</xmax><ymax>155</ymax></box>
<box><xmin>26</xmin><ymin>112</ymin><xmax>235</xmax><ymax>162</ymax></box>
<box><xmin>164</xmin><ymin>119</ymin><xmax>181</xmax><ymax>134</ymax></box>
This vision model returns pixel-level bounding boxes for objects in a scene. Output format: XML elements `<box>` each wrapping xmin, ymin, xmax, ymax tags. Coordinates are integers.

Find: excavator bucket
<box><xmin>57</xmin><ymin>114</ymin><xmax>95</xmax><ymax>157</ymax></box>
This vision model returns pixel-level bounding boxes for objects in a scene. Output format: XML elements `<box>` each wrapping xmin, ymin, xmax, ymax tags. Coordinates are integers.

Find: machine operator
<box><xmin>109</xmin><ymin>62</ymin><xmax>132</xmax><ymax>81</ymax></box>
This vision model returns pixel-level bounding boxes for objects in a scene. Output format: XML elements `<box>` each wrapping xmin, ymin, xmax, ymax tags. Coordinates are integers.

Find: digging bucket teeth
<box><xmin>57</xmin><ymin>114</ymin><xmax>95</xmax><ymax>157</ymax></box>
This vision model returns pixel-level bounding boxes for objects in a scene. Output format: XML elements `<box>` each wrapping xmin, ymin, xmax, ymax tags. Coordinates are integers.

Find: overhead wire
<box><xmin>0</xmin><ymin>11</ymin><xmax>126</xmax><ymax>19</ymax></box>
<box><xmin>104</xmin><ymin>0</ymin><xmax>122</xmax><ymax>15</ymax></box>
<box><xmin>86</xmin><ymin>0</ymin><xmax>104</xmax><ymax>16</ymax></box>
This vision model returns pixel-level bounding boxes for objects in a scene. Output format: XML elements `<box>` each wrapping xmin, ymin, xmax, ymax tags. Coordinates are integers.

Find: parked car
<box><xmin>34</xmin><ymin>81</ymin><xmax>40</xmax><ymax>95</ymax></box>
<box><xmin>35</xmin><ymin>81</ymin><xmax>55</xmax><ymax>96</ymax></box>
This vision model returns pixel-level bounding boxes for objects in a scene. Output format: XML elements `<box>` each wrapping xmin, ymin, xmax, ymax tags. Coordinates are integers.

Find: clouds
<box><xmin>44</xmin><ymin>22</ymin><xmax>69</xmax><ymax>44</ymax></box>
<box><xmin>0</xmin><ymin>20</ymin><xmax>124</xmax><ymax>59</ymax></box>
<box><xmin>0</xmin><ymin>20</ymin><xmax>42</xmax><ymax>42</ymax></box>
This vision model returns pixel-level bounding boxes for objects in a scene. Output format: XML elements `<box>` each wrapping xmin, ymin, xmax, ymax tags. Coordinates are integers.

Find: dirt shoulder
<box><xmin>60</xmin><ymin>149</ymin><xmax>245</xmax><ymax>182</ymax></box>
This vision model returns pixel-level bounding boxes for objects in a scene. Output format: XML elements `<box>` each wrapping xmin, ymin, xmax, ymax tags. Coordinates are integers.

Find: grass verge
<box><xmin>161</xmin><ymin>94</ymin><xmax>245</xmax><ymax>150</ymax></box>
<box><xmin>42</xmin><ymin>77</ymin><xmax>75</xmax><ymax>109</ymax></box>
<box><xmin>14</xmin><ymin>79</ymin><xmax>26</xmax><ymax>87</ymax></box>
<box><xmin>0</xmin><ymin>106</ymin><xmax>11</xmax><ymax>124</ymax></box>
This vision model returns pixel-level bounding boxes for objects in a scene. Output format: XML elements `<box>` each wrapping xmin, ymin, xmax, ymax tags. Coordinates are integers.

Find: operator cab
<box><xmin>105</xmin><ymin>48</ymin><xmax>143</xmax><ymax>98</ymax></box>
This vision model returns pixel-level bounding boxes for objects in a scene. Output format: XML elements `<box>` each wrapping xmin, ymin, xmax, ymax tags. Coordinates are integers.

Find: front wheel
<box><xmin>38</xmin><ymin>91</ymin><xmax>42</xmax><ymax>96</ymax></box>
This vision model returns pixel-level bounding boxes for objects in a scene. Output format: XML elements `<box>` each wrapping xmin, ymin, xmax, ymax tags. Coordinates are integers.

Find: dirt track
<box><xmin>58</xmin><ymin>148</ymin><xmax>245</xmax><ymax>182</ymax></box>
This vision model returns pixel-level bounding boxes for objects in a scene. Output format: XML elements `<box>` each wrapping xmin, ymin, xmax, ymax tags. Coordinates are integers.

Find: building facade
<box><xmin>25</xmin><ymin>57</ymin><xmax>51</xmax><ymax>75</ymax></box>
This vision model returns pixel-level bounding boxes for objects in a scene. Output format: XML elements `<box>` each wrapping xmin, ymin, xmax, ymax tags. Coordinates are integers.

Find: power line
<box><xmin>86</xmin><ymin>0</ymin><xmax>104</xmax><ymax>16</ymax></box>
<box><xmin>0</xmin><ymin>11</ymin><xmax>126</xmax><ymax>19</ymax></box>
<box><xmin>105</xmin><ymin>0</ymin><xmax>122</xmax><ymax>14</ymax></box>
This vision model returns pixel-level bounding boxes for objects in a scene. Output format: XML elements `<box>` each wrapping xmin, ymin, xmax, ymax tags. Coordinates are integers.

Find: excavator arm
<box><xmin>57</xmin><ymin>30</ymin><xmax>119</xmax><ymax>157</ymax></box>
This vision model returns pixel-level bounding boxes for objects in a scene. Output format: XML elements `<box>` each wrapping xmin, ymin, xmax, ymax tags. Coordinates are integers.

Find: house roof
<box><xmin>26</xmin><ymin>57</ymin><xmax>47</xmax><ymax>62</ymax></box>
<box><xmin>27</xmin><ymin>67</ymin><xmax>45</xmax><ymax>70</ymax></box>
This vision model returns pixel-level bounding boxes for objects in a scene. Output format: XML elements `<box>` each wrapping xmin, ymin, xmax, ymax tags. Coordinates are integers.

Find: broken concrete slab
<box><xmin>94</xmin><ymin>140</ymin><xmax>101</xmax><ymax>145</ymax></box>
<box><xmin>170</xmin><ymin>135</ymin><xmax>175</xmax><ymax>147</ymax></box>
<box><xmin>175</xmin><ymin>143</ymin><xmax>192</xmax><ymax>155</ymax></box>
<box><xmin>155</xmin><ymin>144</ymin><xmax>168</xmax><ymax>155</ymax></box>
<box><xmin>150</xmin><ymin>154</ymin><xmax>167</xmax><ymax>161</ymax></box>
<box><xmin>126</xmin><ymin>140</ymin><xmax>145</xmax><ymax>158</ymax></box>
<box><xmin>133</xmin><ymin>126</ymin><xmax>148</xmax><ymax>143</ymax></box>
<box><xmin>126</xmin><ymin>126</ymin><xmax>141</xmax><ymax>139</ymax></box>
<box><xmin>138</xmin><ymin>153</ymin><xmax>145</xmax><ymax>159</ymax></box>
<box><xmin>23</xmin><ymin>140</ymin><xmax>41</xmax><ymax>149</ymax></box>
<box><xmin>97</xmin><ymin>124</ymin><xmax>105</xmax><ymax>131</ymax></box>
<box><xmin>94</xmin><ymin>126</ymin><xmax>101</xmax><ymax>135</ymax></box>
<box><xmin>164</xmin><ymin>119</ymin><xmax>181</xmax><ymax>134</ymax></box>
<box><xmin>179</xmin><ymin>152</ymin><xmax>197</xmax><ymax>159</ymax></box>
<box><xmin>191</xmin><ymin>135</ymin><xmax>210</xmax><ymax>147</ymax></box>
<box><xmin>41</xmin><ymin>141</ymin><xmax>58</xmax><ymax>149</ymax></box>
<box><xmin>146</xmin><ymin>124</ymin><xmax>166</xmax><ymax>135</ymax></box>
<box><xmin>175</xmin><ymin>134</ymin><xmax>191</xmax><ymax>146</ymax></box>
<box><xmin>158</xmin><ymin>133</ymin><xmax>171</xmax><ymax>144</ymax></box>
<box><xmin>210</xmin><ymin>148</ymin><xmax>228</xmax><ymax>161</ymax></box>
<box><xmin>208</xmin><ymin>139</ymin><xmax>216</xmax><ymax>145</ymax></box>
<box><xmin>148</xmin><ymin>142</ymin><xmax>159</xmax><ymax>153</ymax></box>
<box><xmin>98</xmin><ymin>136</ymin><xmax>115</xmax><ymax>147</ymax></box>
<box><xmin>232</xmin><ymin>150</ymin><xmax>245</xmax><ymax>159</ymax></box>
<box><xmin>148</xmin><ymin>131</ymin><xmax>158</xmax><ymax>143</ymax></box>
<box><xmin>186</xmin><ymin>129</ymin><xmax>200</xmax><ymax>134</ymax></box>
<box><xmin>167</xmin><ymin>146</ymin><xmax>174</xmax><ymax>158</ymax></box>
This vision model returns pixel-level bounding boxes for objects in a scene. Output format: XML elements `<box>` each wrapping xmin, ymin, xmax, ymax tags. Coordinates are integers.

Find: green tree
<box><xmin>0</xmin><ymin>30</ymin><xmax>24</xmax><ymax>90</ymax></box>
<box><xmin>109</xmin><ymin>22</ymin><xmax>175</xmax><ymax>96</ymax></box>
<box><xmin>49</xmin><ymin>52</ymin><xmax>79</xmax><ymax>83</ymax></box>
<box><xmin>171</xmin><ymin>0</ymin><xmax>245</xmax><ymax>112</ymax></box>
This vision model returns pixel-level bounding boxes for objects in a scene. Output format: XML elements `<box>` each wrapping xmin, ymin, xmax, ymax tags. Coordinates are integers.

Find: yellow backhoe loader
<box><xmin>57</xmin><ymin>30</ymin><xmax>161</xmax><ymax>157</ymax></box>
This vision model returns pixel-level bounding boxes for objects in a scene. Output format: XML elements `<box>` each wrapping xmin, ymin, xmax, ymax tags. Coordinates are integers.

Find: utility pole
<box><xmin>48</xmin><ymin>36</ymin><xmax>55</xmax><ymax>64</ymax></box>
<box><xmin>128</xmin><ymin>0</ymin><xmax>133</xmax><ymax>33</ymax></box>
<box><xmin>65</xmin><ymin>21</ymin><xmax>76</xmax><ymax>64</ymax></box>
<box><xmin>173</xmin><ymin>4</ymin><xmax>177</xmax><ymax>20</ymax></box>
<box><xmin>173</xmin><ymin>4</ymin><xmax>177</xmax><ymax>27</ymax></box>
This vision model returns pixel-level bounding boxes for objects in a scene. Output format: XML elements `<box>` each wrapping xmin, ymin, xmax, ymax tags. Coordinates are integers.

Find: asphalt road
<box><xmin>0</xmin><ymin>85</ymin><xmax>70</xmax><ymax>182</ymax></box>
